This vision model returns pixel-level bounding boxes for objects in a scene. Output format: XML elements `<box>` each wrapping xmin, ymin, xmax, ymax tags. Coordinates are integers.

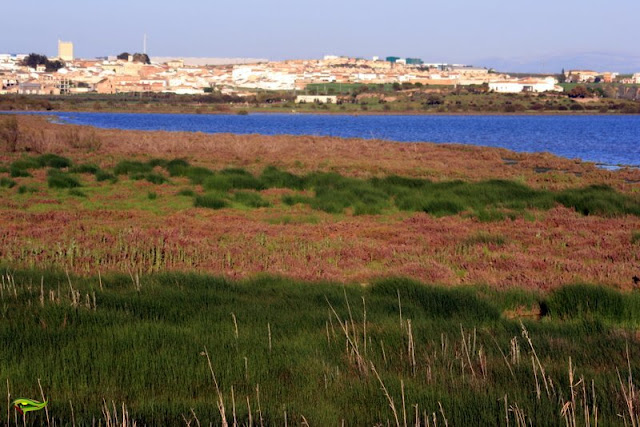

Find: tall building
<box><xmin>58</xmin><ymin>40</ymin><xmax>74</xmax><ymax>61</ymax></box>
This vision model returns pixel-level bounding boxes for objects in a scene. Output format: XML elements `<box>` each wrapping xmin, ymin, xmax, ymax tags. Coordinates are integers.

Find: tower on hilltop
<box><xmin>58</xmin><ymin>40</ymin><xmax>74</xmax><ymax>61</ymax></box>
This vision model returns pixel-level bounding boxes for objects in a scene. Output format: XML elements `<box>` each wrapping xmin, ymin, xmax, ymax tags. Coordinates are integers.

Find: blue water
<box><xmin>23</xmin><ymin>112</ymin><xmax>640</xmax><ymax>166</ymax></box>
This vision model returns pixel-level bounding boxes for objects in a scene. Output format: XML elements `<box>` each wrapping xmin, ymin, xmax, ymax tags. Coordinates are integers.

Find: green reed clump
<box><xmin>10</xmin><ymin>156</ymin><xmax>41</xmax><ymax>171</ymax></box>
<box><xmin>202</xmin><ymin>174</ymin><xmax>232</xmax><ymax>191</ymax></box>
<box><xmin>68</xmin><ymin>188</ymin><xmax>87</xmax><ymax>198</ymax></box>
<box><xmin>232</xmin><ymin>190</ymin><xmax>271</xmax><ymax>208</ymax></box>
<box><xmin>632</xmin><ymin>231</ymin><xmax>640</xmax><ymax>245</ymax></box>
<box><xmin>113</xmin><ymin>160</ymin><xmax>153</xmax><ymax>175</ymax></box>
<box><xmin>305</xmin><ymin>172</ymin><xmax>390</xmax><ymax>214</ymax></box>
<box><xmin>8</xmin><ymin>154</ymin><xmax>72</xmax><ymax>178</ymax></box>
<box><xmin>371</xmin><ymin>277</ymin><xmax>501</xmax><ymax>321</ymax></box>
<box><xmin>373</xmin><ymin>174</ymin><xmax>429</xmax><ymax>191</ymax></box>
<box><xmin>164</xmin><ymin>158</ymin><xmax>191</xmax><ymax>176</ymax></box>
<box><xmin>144</xmin><ymin>172</ymin><xmax>168</xmax><ymax>185</ymax></box>
<box><xmin>95</xmin><ymin>170</ymin><xmax>117</xmax><ymax>183</ymax></box>
<box><xmin>0</xmin><ymin>176</ymin><xmax>16</xmax><ymax>188</ymax></box>
<box><xmin>220</xmin><ymin>168</ymin><xmax>265</xmax><ymax>190</ymax></box>
<box><xmin>422</xmin><ymin>197</ymin><xmax>466</xmax><ymax>216</ymax></box>
<box><xmin>9</xmin><ymin>166</ymin><xmax>32</xmax><ymax>177</ymax></box>
<box><xmin>282</xmin><ymin>194</ymin><xmax>311</xmax><ymax>206</ymax></box>
<box><xmin>388</xmin><ymin>179</ymin><xmax>554</xmax><ymax>215</ymax></box>
<box><xmin>37</xmin><ymin>153</ymin><xmax>72</xmax><ymax>168</ymax></box>
<box><xmin>203</xmin><ymin>171</ymin><xmax>265</xmax><ymax>192</ymax></box>
<box><xmin>194</xmin><ymin>193</ymin><xmax>228</xmax><ymax>209</ymax></box>
<box><xmin>182</xmin><ymin>166</ymin><xmax>215</xmax><ymax>185</ymax></box>
<box><xmin>69</xmin><ymin>163</ymin><xmax>99</xmax><ymax>174</ymax></box>
<box><xmin>147</xmin><ymin>158</ymin><xmax>168</xmax><ymax>168</ymax></box>
<box><xmin>260</xmin><ymin>165</ymin><xmax>306</xmax><ymax>190</ymax></box>
<box><xmin>47</xmin><ymin>170</ymin><xmax>81</xmax><ymax>189</ymax></box>
<box><xmin>546</xmin><ymin>284</ymin><xmax>626</xmax><ymax>321</ymax></box>
<box><xmin>177</xmin><ymin>188</ymin><xmax>195</xmax><ymax>197</ymax></box>
<box><xmin>17</xmin><ymin>185</ymin><xmax>37</xmax><ymax>194</ymax></box>
<box><xmin>555</xmin><ymin>185</ymin><xmax>640</xmax><ymax>216</ymax></box>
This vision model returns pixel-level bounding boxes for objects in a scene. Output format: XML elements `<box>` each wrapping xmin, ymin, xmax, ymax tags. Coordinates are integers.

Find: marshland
<box><xmin>1</xmin><ymin>114</ymin><xmax>640</xmax><ymax>425</ymax></box>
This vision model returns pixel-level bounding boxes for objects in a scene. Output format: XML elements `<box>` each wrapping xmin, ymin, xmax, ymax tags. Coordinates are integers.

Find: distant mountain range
<box><xmin>474</xmin><ymin>51</ymin><xmax>640</xmax><ymax>75</ymax></box>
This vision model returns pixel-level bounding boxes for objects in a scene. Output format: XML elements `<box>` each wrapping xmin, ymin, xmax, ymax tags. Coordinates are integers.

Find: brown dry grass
<box><xmin>7</xmin><ymin>115</ymin><xmax>640</xmax><ymax>192</ymax></box>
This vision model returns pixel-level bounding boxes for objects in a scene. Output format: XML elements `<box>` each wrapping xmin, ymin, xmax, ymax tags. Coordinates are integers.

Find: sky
<box><xmin>2</xmin><ymin>0</ymin><xmax>639</xmax><ymax>72</ymax></box>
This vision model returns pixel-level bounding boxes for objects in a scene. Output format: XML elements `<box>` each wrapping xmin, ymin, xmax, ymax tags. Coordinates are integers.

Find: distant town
<box><xmin>2</xmin><ymin>40</ymin><xmax>639</xmax><ymax>101</ymax></box>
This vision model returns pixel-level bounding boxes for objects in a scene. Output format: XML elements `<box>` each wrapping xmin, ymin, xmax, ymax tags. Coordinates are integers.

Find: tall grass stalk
<box><xmin>370</xmin><ymin>362</ymin><xmax>400</xmax><ymax>427</ymax></box>
<box><xmin>201</xmin><ymin>347</ymin><xmax>228</xmax><ymax>427</ymax></box>
<box><xmin>37</xmin><ymin>378</ymin><xmax>50</xmax><ymax>427</ymax></box>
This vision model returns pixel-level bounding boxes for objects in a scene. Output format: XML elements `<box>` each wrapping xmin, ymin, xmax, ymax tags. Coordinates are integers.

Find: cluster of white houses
<box><xmin>3</xmin><ymin>51</ymin><xmax>633</xmax><ymax>97</ymax></box>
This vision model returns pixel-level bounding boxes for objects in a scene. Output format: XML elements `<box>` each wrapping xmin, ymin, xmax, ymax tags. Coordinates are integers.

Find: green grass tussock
<box><xmin>260</xmin><ymin>165</ymin><xmax>306</xmax><ymax>189</ymax></box>
<box><xmin>143</xmin><ymin>172</ymin><xmax>168</xmax><ymax>185</ymax></box>
<box><xmin>282</xmin><ymin>194</ymin><xmax>311</xmax><ymax>206</ymax></box>
<box><xmin>69</xmin><ymin>163</ymin><xmax>100</xmax><ymax>174</ymax></box>
<box><xmin>17</xmin><ymin>185</ymin><xmax>38</xmax><ymax>194</ymax></box>
<box><xmin>232</xmin><ymin>190</ymin><xmax>271</xmax><ymax>208</ymax></box>
<box><xmin>11</xmin><ymin>154</ymin><xmax>72</xmax><ymax>171</ymax></box>
<box><xmin>47</xmin><ymin>170</ymin><xmax>82</xmax><ymax>189</ymax></box>
<box><xmin>0</xmin><ymin>176</ymin><xmax>16</xmax><ymax>188</ymax></box>
<box><xmin>184</xmin><ymin>166</ymin><xmax>215</xmax><ymax>185</ymax></box>
<box><xmin>164</xmin><ymin>158</ymin><xmax>191</xmax><ymax>176</ymax></box>
<box><xmin>371</xmin><ymin>277</ymin><xmax>501</xmax><ymax>321</ymax></box>
<box><xmin>68</xmin><ymin>188</ymin><xmax>87</xmax><ymax>198</ymax></box>
<box><xmin>113</xmin><ymin>160</ymin><xmax>153</xmax><ymax>175</ymax></box>
<box><xmin>556</xmin><ymin>185</ymin><xmax>640</xmax><ymax>217</ymax></box>
<box><xmin>147</xmin><ymin>158</ymin><xmax>169</xmax><ymax>168</ymax></box>
<box><xmin>177</xmin><ymin>188</ymin><xmax>196</xmax><ymax>197</ymax></box>
<box><xmin>194</xmin><ymin>193</ymin><xmax>228</xmax><ymax>209</ymax></box>
<box><xmin>545</xmin><ymin>283</ymin><xmax>640</xmax><ymax>323</ymax></box>
<box><xmin>10</xmin><ymin>156</ymin><xmax>42</xmax><ymax>171</ymax></box>
<box><xmin>37</xmin><ymin>153</ymin><xmax>72</xmax><ymax>168</ymax></box>
<box><xmin>9</xmin><ymin>166</ymin><xmax>32</xmax><ymax>177</ymax></box>
<box><xmin>95</xmin><ymin>169</ymin><xmax>117</xmax><ymax>183</ymax></box>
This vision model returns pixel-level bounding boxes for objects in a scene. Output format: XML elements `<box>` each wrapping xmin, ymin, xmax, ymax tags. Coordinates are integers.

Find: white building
<box><xmin>489</xmin><ymin>77</ymin><xmax>561</xmax><ymax>93</ymax></box>
<box><xmin>633</xmin><ymin>73</ymin><xmax>640</xmax><ymax>84</ymax></box>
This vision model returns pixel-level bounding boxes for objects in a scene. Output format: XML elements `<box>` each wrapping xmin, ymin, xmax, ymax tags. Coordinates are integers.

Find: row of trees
<box><xmin>116</xmin><ymin>52</ymin><xmax>150</xmax><ymax>64</ymax></box>
<box><xmin>20</xmin><ymin>53</ymin><xmax>64</xmax><ymax>72</ymax></box>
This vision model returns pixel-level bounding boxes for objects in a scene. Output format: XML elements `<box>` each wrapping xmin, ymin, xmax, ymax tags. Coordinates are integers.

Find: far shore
<box><xmin>2</xmin><ymin>105</ymin><xmax>638</xmax><ymax>117</ymax></box>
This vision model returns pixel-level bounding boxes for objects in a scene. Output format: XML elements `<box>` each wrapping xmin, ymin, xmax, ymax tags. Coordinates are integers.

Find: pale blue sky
<box><xmin>2</xmin><ymin>0</ymin><xmax>639</xmax><ymax>72</ymax></box>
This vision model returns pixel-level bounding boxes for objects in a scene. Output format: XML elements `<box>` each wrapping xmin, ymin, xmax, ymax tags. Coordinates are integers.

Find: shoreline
<box><xmin>2</xmin><ymin>106</ymin><xmax>638</xmax><ymax>117</ymax></box>
<box><xmin>3</xmin><ymin>110</ymin><xmax>639</xmax><ymax>170</ymax></box>
<box><xmin>4</xmin><ymin>114</ymin><xmax>640</xmax><ymax>188</ymax></box>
